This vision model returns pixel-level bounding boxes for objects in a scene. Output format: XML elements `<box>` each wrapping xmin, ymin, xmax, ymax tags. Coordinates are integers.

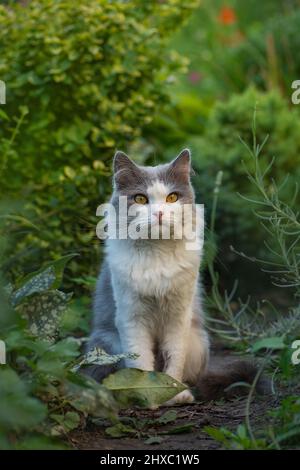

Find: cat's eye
<box><xmin>166</xmin><ymin>192</ymin><xmax>178</xmax><ymax>203</ymax></box>
<box><xmin>134</xmin><ymin>194</ymin><xmax>148</xmax><ymax>204</ymax></box>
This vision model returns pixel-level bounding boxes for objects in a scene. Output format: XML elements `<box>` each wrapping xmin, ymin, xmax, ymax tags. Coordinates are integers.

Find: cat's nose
<box><xmin>153</xmin><ymin>210</ymin><xmax>164</xmax><ymax>224</ymax></box>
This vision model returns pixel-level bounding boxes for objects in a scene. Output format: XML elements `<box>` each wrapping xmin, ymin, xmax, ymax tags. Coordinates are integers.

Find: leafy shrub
<box><xmin>207</xmin><ymin>113</ymin><xmax>300</xmax><ymax>347</ymax></box>
<box><xmin>187</xmin><ymin>87</ymin><xmax>300</xmax><ymax>291</ymax></box>
<box><xmin>214</xmin><ymin>8</ymin><xmax>300</xmax><ymax>97</ymax></box>
<box><xmin>205</xmin><ymin>395</ymin><xmax>300</xmax><ymax>450</ymax></box>
<box><xmin>0</xmin><ymin>251</ymin><xmax>118</xmax><ymax>449</ymax></box>
<box><xmin>170</xmin><ymin>0</ymin><xmax>300</xmax><ymax>99</ymax></box>
<box><xmin>203</xmin><ymin>117</ymin><xmax>300</xmax><ymax>451</ymax></box>
<box><xmin>0</xmin><ymin>0</ymin><xmax>198</xmax><ymax>286</ymax></box>
<box><xmin>0</xmin><ymin>242</ymin><xmax>186</xmax><ymax>448</ymax></box>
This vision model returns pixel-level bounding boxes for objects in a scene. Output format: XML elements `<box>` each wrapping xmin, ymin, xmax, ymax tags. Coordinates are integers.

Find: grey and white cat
<box><xmin>87</xmin><ymin>149</ymin><xmax>209</xmax><ymax>404</ymax></box>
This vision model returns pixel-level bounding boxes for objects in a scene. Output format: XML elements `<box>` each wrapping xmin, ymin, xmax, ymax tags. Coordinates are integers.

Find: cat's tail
<box><xmin>193</xmin><ymin>357</ymin><xmax>272</xmax><ymax>401</ymax></box>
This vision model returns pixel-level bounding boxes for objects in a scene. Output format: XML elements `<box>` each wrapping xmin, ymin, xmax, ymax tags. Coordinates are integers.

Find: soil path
<box><xmin>69</xmin><ymin>394</ymin><xmax>278</xmax><ymax>450</ymax></box>
<box><xmin>68</xmin><ymin>349</ymin><xmax>281</xmax><ymax>450</ymax></box>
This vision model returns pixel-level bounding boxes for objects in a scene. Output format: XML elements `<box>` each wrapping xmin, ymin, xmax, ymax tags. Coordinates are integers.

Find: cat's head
<box><xmin>111</xmin><ymin>149</ymin><xmax>195</xmax><ymax>239</ymax></box>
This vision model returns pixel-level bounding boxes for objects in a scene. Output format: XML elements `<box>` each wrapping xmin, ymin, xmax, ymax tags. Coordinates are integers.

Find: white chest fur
<box><xmin>106</xmin><ymin>239</ymin><xmax>200</xmax><ymax>297</ymax></box>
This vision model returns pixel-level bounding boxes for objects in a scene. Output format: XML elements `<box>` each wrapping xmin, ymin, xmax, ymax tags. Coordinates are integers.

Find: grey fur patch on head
<box><xmin>112</xmin><ymin>148</ymin><xmax>194</xmax><ymax>204</ymax></box>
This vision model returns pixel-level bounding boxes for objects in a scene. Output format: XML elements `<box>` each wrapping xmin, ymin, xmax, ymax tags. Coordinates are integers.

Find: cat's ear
<box><xmin>170</xmin><ymin>148</ymin><xmax>193</xmax><ymax>179</ymax></box>
<box><xmin>113</xmin><ymin>151</ymin><xmax>141</xmax><ymax>189</ymax></box>
<box><xmin>113</xmin><ymin>151</ymin><xmax>137</xmax><ymax>174</ymax></box>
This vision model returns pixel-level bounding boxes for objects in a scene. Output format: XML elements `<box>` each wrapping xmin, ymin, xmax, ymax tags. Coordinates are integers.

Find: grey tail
<box><xmin>194</xmin><ymin>359</ymin><xmax>272</xmax><ymax>401</ymax></box>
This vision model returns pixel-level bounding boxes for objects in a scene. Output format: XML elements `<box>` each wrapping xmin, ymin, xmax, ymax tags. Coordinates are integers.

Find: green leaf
<box><xmin>0</xmin><ymin>214</ymin><xmax>39</xmax><ymax>230</ymax></box>
<box><xmin>72</xmin><ymin>347</ymin><xmax>138</xmax><ymax>372</ymax></box>
<box><xmin>16</xmin><ymin>435</ymin><xmax>68</xmax><ymax>450</ymax></box>
<box><xmin>105</xmin><ymin>423</ymin><xmax>136</xmax><ymax>438</ymax></box>
<box><xmin>157</xmin><ymin>409</ymin><xmax>178</xmax><ymax>424</ymax></box>
<box><xmin>252</xmin><ymin>336</ymin><xmax>286</xmax><ymax>353</ymax></box>
<box><xmin>11</xmin><ymin>266</ymin><xmax>56</xmax><ymax>306</ymax></box>
<box><xmin>50</xmin><ymin>411</ymin><xmax>80</xmax><ymax>435</ymax></box>
<box><xmin>20</xmin><ymin>290</ymin><xmax>72</xmax><ymax>342</ymax></box>
<box><xmin>13</xmin><ymin>254</ymin><xmax>78</xmax><ymax>301</ymax></box>
<box><xmin>0</xmin><ymin>369</ymin><xmax>46</xmax><ymax>431</ymax></box>
<box><xmin>103</xmin><ymin>369</ymin><xmax>186</xmax><ymax>408</ymax></box>
<box><xmin>70</xmin><ymin>380</ymin><xmax>117</xmax><ymax>418</ymax></box>
<box><xmin>204</xmin><ymin>426</ymin><xmax>231</xmax><ymax>445</ymax></box>
<box><xmin>160</xmin><ymin>423</ymin><xmax>194</xmax><ymax>435</ymax></box>
<box><xmin>144</xmin><ymin>436</ymin><xmax>164</xmax><ymax>445</ymax></box>
<box><xmin>0</xmin><ymin>109</ymin><xmax>9</xmax><ymax>121</ymax></box>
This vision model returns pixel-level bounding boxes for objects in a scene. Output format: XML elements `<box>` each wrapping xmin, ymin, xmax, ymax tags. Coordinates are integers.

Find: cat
<box><xmin>87</xmin><ymin>149</ymin><xmax>270</xmax><ymax>405</ymax></box>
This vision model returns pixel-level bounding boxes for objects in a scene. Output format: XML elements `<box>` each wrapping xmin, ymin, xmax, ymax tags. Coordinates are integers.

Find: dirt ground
<box><xmin>68</xmin><ymin>394</ymin><xmax>280</xmax><ymax>450</ymax></box>
<box><xmin>68</xmin><ymin>347</ymin><xmax>283</xmax><ymax>450</ymax></box>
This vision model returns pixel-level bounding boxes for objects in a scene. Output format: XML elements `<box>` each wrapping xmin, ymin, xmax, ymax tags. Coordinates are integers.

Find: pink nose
<box><xmin>153</xmin><ymin>211</ymin><xmax>163</xmax><ymax>223</ymax></box>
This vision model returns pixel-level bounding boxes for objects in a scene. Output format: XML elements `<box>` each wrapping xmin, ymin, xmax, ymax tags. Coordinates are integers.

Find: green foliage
<box><xmin>0</xmin><ymin>369</ymin><xmax>46</xmax><ymax>433</ymax></box>
<box><xmin>186</xmin><ymin>87</ymin><xmax>300</xmax><ymax>295</ymax></box>
<box><xmin>73</xmin><ymin>347</ymin><xmax>137</xmax><ymax>372</ymax></box>
<box><xmin>103</xmin><ymin>369</ymin><xmax>186</xmax><ymax>409</ymax></box>
<box><xmin>0</xmin><ymin>247</ymin><xmax>186</xmax><ymax>447</ymax></box>
<box><xmin>268</xmin><ymin>397</ymin><xmax>300</xmax><ymax>448</ymax></box>
<box><xmin>205</xmin><ymin>396</ymin><xmax>300</xmax><ymax>450</ymax></box>
<box><xmin>215</xmin><ymin>8</ymin><xmax>300</xmax><ymax>97</ymax></box>
<box><xmin>194</xmin><ymin>87</ymin><xmax>300</xmax><ymax>242</ymax></box>
<box><xmin>204</xmin><ymin>117</ymin><xmax>300</xmax><ymax>450</ymax></box>
<box><xmin>207</xmin><ymin>112</ymin><xmax>300</xmax><ymax>347</ymax></box>
<box><xmin>251</xmin><ymin>336</ymin><xmax>286</xmax><ymax>354</ymax></box>
<box><xmin>0</xmin><ymin>251</ymin><xmax>117</xmax><ymax>448</ymax></box>
<box><xmin>0</xmin><ymin>0</ymin><xmax>198</xmax><ymax>286</ymax></box>
<box><xmin>102</xmin><ymin>409</ymin><xmax>190</xmax><ymax>442</ymax></box>
<box><xmin>1</xmin><ymin>0</ymin><xmax>300</xmax><ymax>451</ymax></box>
<box><xmin>0</xmin><ymin>216</ymin><xmax>188</xmax><ymax>448</ymax></box>
<box><xmin>170</xmin><ymin>0</ymin><xmax>300</xmax><ymax>98</ymax></box>
<box><xmin>204</xmin><ymin>423</ymin><xmax>267</xmax><ymax>450</ymax></box>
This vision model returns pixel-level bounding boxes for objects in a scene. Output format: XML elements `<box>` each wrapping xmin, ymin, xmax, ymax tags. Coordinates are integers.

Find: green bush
<box><xmin>194</xmin><ymin>86</ymin><xmax>300</xmax><ymax>175</ymax></box>
<box><xmin>0</xmin><ymin>0</ymin><xmax>198</xmax><ymax>286</ymax></box>
<box><xmin>192</xmin><ymin>87</ymin><xmax>300</xmax><ymax>275</ymax></box>
<box><xmin>0</xmin><ymin>253</ymin><xmax>118</xmax><ymax>449</ymax></box>
<box><xmin>216</xmin><ymin>8</ymin><xmax>300</xmax><ymax>97</ymax></box>
<box><xmin>169</xmin><ymin>0</ymin><xmax>300</xmax><ymax>99</ymax></box>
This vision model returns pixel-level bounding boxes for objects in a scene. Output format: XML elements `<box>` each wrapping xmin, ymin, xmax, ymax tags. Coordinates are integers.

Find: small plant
<box><xmin>205</xmin><ymin>396</ymin><xmax>300</xmax><ymax>450</ymax></box>
<box><xmin>0</xmin><ymin>245</ymin><xmax>188</xmax><ymax>448</ymax></box>
<box><xmin>204</xmin><ymin>113</ymin><xmax>300</xmax><ymax>449</ymax></box>
<box><xmin>207</xmin><ymin>110</ymin><xmax>300</xmax><ymax>348</ymax></box>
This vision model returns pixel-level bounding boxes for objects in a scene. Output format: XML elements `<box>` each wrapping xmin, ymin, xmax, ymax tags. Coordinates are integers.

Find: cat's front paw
<box><xmin>163</xmin><ymin>389</ymin><xmax>195</xmax><ymax>406</ymax></box>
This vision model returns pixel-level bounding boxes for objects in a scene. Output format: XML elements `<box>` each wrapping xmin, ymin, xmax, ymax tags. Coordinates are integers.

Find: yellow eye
<box><xmin>134</xmin><ymin>194</ymin><xmax>148</xmax><ymax>204</ymax></box>
<box><xmin>166</xmin><ymin>192</ymin><xmax>178</xmax><ymax>203</ymax></box>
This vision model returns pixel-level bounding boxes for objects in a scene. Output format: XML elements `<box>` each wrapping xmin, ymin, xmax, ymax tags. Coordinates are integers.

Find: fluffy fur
<box><xmin>87</xmin><ymin>149</ymin><xmax>269</xmax><ymax>405</ymax></box>
<box><xmin>88</xmin><ymin>149</ymin><xmax>208</xmax><ymax>404</ymax></box>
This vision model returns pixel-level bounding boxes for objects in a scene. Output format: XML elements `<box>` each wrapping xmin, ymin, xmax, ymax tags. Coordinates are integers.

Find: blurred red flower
<box><xmin>218</xmin><ymin>6</ymin><xmax>236</xmax><ymax>25</ymax></box>
<box><xmin>188</xmin><ymin>71</ymin><xmax>202</xmax><ymax>84</ymax></box>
